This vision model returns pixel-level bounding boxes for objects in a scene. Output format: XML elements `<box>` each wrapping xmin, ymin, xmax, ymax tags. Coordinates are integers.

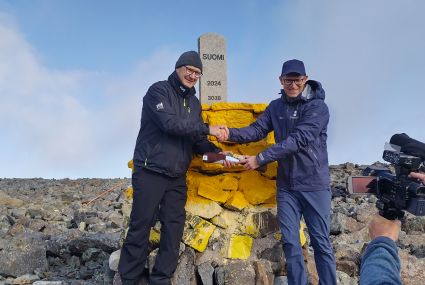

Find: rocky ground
<box><xmin>0</xmin><ymin>163</ymin><xmax>424</xmax><ymax>285</ymax></box>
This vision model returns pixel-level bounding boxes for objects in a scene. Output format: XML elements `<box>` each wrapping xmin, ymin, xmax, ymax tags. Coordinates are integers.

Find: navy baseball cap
<box><xmin>281</xmin><ymin>59</ymin><xmax>306</xmax><ymax>76</ymax></box>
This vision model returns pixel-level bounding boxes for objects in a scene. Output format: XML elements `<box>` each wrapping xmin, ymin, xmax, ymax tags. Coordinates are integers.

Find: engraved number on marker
<box><xmin>208</xmin><ymin>96</ymin><xmax>221</xmax><ymax>100</ymax></box>
<box><xmin>207</xmin><ymin>81</ymin><xmax>221</xmax><ymax>86</ymax></box>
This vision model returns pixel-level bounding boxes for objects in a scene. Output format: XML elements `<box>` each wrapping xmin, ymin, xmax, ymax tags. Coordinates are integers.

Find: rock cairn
<box><xmin>0</xmin><ymin>103</ymin><xmax>424</xmax><ymax>284</ymax></box>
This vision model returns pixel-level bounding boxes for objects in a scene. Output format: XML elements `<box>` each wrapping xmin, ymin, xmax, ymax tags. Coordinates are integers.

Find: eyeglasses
<box><xmin>281</xmin><ymin>77</ymin><xmax>305</xmax><ymax>86</ymax></box>
<box><xmin>184</xmin><ymin>66</ymin><xmax>203</xmax><ymax>78</ymax></box>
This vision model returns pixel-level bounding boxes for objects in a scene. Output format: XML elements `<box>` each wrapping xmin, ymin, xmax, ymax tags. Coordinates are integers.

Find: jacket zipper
<box><xmin>183</xmin><ymin>98</ymin><xmax>191</xmax><ymax>113</ymax></box>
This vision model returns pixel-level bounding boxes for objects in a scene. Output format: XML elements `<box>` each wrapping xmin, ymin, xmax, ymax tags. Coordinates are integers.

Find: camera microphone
<box><xmin>390</xmin><ymin>133</ymin><xmax>425</xmax><ymax>160</ymax></box>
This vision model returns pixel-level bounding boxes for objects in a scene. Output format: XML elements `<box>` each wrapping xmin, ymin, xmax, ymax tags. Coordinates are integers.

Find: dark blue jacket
<box><xmin>133</xmin><ymin>72</ymin><xmax>220</xmax><ymax>177</ymax></box>
<box><xmin>360</xmin><ymin>236</ymin><xmax>401</xmax><ymax>285</ymax></box>
<box><xmin>229</xmin><ymin>80</ymin><xmax>330</xmax><ymax>191</ymax></box>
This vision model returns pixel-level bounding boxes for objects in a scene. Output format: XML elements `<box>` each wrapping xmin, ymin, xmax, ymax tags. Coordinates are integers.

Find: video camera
<box><xmin>347</xmin><ymin>133</ymin><xmax>425</xmax><ymax>220</ymax></box>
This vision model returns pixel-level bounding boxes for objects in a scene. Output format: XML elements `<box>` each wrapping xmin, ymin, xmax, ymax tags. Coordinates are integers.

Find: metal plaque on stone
<box><xmin>198</xmin><ymin>33</ymin><xmax>227</xmax><ymax>105</ymax></box>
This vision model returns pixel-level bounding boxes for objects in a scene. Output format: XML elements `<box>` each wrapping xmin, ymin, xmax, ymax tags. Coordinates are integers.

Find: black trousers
<box><xmin>118</xmin><ymin>167</ymin><xmax>187</xmax><ymax>285</ymax></box>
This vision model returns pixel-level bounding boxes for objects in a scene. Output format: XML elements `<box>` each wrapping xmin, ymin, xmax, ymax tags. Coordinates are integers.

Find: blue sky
<box><xmin>1</xmin><ymin>0</ymin><xmax>424</xmax><ymax>178</ymax></box>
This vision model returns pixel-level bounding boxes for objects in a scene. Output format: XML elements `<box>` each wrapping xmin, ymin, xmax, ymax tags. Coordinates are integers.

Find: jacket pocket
<box><xmin>145</xmin><ymin>139</ymin><xmax>162</xmax><ymax>166</ymax></box>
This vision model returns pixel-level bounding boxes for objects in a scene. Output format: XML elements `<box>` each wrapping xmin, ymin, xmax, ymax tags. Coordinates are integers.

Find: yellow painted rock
<box><xmin>227</xmin><ymin>234</ymin><xmax>253</xmax><ymax>260</ymax></box>
<box><xmin>238</xmin><ymin>171</ymin><xmax>276</xmax><ymax>205</ymax></box>
<box><xmin>253</xmin><ymin>103</ymin><xmax>268</xmax><ymax>113</ymax></box>
<box><xmin>189</xmin><ymin>156</ymin><xmax>203</xmax><ymax>169</ymax></box>
<box><xmin>198</xmin><ymin>181</ymin><xmax>230</xmax><ymax>204</ymax></box>
<box><xmin>124</xmin><ymin>186</ymin><xmax>133</xmax><ymax>199</ymax></box>
<box><xmin>221</xmin><ymin>175</ymin><xmax>239</xmax><ymax>191</ymax></box>
<box><xmin>237</xmin><ymin>141</ymin><xmax>270</xmax><ymax>156</ymax></box>
<box><xmin>210</xmin><ymin>209</ymin><xmax>240</xmax><ymax>229</ymax></box>
<box><xmin>261</xmin><ymin>162</ymin><xmax>277</xmax><ymax>180</ymax></box>
<box><xmin>185</xmin><ymin>194</ymin><xmax>223</xmax><ymax>219</ymax></box>
<box><xmin>186</xmin><ymin>171</ymin><xmax>205</xmax><ymax>191</ymax></box>
<box><xmin>182</xmin><ymin>215</ymin><xmax>216</xmax><ymax>252</ymax></box>
<box><xmin>210</xmin><ymin>102</ymin><xmax>255</xmax><ymax>111</ymax></box>
<box><xmin>266</xmin><ymin>132</ymin><xmax>276</xmax><ymax>144</ymax></box>
<box><xmin>201</xmin><ymin>104</ymin><xmax>211</xmax><ymax>111</ymax></box>
<box><xmin>224</xmin><ymin>191</ymin><xmax>249</xmax><ymax>211</ymax></box>
<box><xmin>149</xmin><ymin>228</ymin><xmax>160</xmax><ymax>245</ymax></box>
<box><xmin>207</xmin><ymin>110</ymin><xmax>254</xmax><ymax>128</ymax></box>
<box><xmin>128</xmin><ymin>159</ymin><xmax>134</xmax><ymax>170</ymax></box>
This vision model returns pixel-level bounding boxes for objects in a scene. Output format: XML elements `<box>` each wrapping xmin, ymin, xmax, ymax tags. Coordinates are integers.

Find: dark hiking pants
<box><xmin>118</xmin><ymin>167</ymin><xmax>187</xmax><ymax>285</ymax></box>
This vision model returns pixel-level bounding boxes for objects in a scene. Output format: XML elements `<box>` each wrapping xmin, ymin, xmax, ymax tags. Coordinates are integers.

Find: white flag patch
<box><xmin>156</xmin><ymin>102</ymin><xmax>164</xmax><ymax>110</ymax></box>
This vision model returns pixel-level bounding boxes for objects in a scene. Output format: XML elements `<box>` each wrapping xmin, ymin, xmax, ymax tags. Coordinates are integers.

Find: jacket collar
<box><xmin>168</xmin><ymin>71</ymin><xmax>196</xmax><ymax>98</ymax></box>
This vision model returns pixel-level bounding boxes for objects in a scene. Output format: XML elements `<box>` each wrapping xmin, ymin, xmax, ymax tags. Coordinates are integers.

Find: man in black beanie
<box><xmin>118</xmin><ymin>51</ymin><xmax>226</xmax><ymax>285</ymax></box>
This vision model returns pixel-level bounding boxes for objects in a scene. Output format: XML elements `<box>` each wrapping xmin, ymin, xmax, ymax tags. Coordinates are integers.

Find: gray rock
<box><xmin>32</xmin><ymin>281</ymin><xmax>66</xmax><ymax>285</ymax></box>
<box><xmin>148</xmin><ymin>248</ymin><xmax>158</xmax><ymax>274</ymax></box>
<box><xmin>68</xmin><ymin>232</ymin><xmax>120</xmax><ymax>254</ymax></box>
<box><xmin>10</xmin><ymin>208</ymin><xmax>26</xmax><ymax>219</ymax></box>
<box><xmin>398</xmin><ymin>233</ymin><xmax>425</xmax><ymax>258</ymax></box>
<box><xmin>109</xmin><ymin>249</ymin><xmax>121</xmax><ymax>272</ymax></box>
<box><xmin>107</xmin><ymin>212</ymin><xmax>123</xmax><ymax>229</ymax></box>
<box><xmin>336</xmin><ymin>260</ymin><xmax>358</xmax><ymax>277</ymax></box>
<box><xmin>25</xmin><ymin>207</ymin><xmax>43</xmax><ymax>219</ymax></box>
<box><xmin>0</xmin><ymin>234</ymin><xmax>48</xmax><ymax>277</ymax></box>
<box><xmin>259</xmin><ymin>242</ymin><xmax>284</xmax><ymax>263</ymax></box>
<box><xmin>330</xmin><ymin>212</ymin><xmax>362</xmax><ymax>235</ymax></box>
<box><xmin>11</xmin><ymin>274</ymin><xmax>39</xmax><ymax>284</ymax></box>
<box><xmin>171</xmin><ymin>247</ymin><xmax>196</xmax><ymax>285</ymax></box>
<box><xmin>81</xmin><ymin>248</ymin><xmax>104</xmax><ymax>262</ymax></box>
<box><xmin>0</xmin><ymin>191</ymin><xmax>24</xmax><ymax>207</ymax></box>
<box><xmin>0</xmin><ymin>214</ymin><xmax>13</xmax><ymax>234</ymax></box>
<box><xmin>254</xmin><ymin>260</ymin><xmax>274</xmax><ymax>285</ymax></box>
<box><xmin>273</xmin><ymin>276</ymin><xmax>288</xmax><ymax>285</ymax></box>
<box><xmin>337</xmin><ymin>270</ymin><xmax>358</xmax><ymax>285</ymax></box>
<box><xmin>403</xmin><ymin>216</ymin><xmax>425</xmax><ymax>233</ymax></box>
<box><xmin>259</xmin><ymin>242</ymin><xmax>286</xmax><ymax>276</ymax></box>
<box><xmin>197</xmin><ymin>262</ymin><xmax>214</xmax><ymax>285</ymax></box>
<box><xmin>215</xmin><ymin>261</ymin><xmax>255</xmax><ymax>285</ymax></box>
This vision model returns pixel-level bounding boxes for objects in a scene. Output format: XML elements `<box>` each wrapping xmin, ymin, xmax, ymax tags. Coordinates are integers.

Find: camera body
<box><xmin>347</xmin><ymin>134</ymin><xmax>425</xmax><ymax>220</ymax></box>
<box><xmin>367</xmin><ymin>163</ymin><xmax>425</xmax><ymax>220</ymax></box>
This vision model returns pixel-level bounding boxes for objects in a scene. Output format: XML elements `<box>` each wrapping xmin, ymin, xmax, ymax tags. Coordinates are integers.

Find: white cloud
<box><xmin>229</xmin><ymin>0</ymin><xmax>425</xmax><ymax>165</ymax></box>
<box><xmin>0</xmin><ymin>13</ymin><xmax>177</xmax><ymax>178</ymax></box>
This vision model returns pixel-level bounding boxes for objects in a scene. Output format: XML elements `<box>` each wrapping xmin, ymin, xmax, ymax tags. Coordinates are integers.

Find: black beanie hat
<box><xmin>175</xmin><ymin>51</ymin><xmax>203</xmax><ymax>72</ymax></box>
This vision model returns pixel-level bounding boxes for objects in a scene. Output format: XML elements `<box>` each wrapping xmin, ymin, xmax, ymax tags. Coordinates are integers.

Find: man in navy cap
<box><xmin>118</xmin><ymin>51</ymin><xmax>226</xmax><ymax>285</ymax></box>
<box><xmin>220</xmin><ymin>59</ymin><xmax>336</xmax><ymax>285</ymax></box>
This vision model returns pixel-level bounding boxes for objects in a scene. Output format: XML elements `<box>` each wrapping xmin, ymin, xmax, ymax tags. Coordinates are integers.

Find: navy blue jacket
<box><xmin>133</xmin><ymin>72</ymin><xmax>220</xmax><ymax>177</ymax></box>
<box><xmin>229</xmin><ymin>80</ymin><xmax>330</xmax><ymax>191</ymax></box>
<box><xmin>360</xmin><ymin>236</ymin><xmax>401</xmax><ymax>285</ymax></box>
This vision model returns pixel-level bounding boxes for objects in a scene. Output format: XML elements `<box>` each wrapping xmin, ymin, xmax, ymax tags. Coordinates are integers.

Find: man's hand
<box><xmin>409</xmin><ymin>172</ymin><xmax>425</xmax><ymax>184</ymax></box>
<box><xmin>368</xmin><ymin>214</ymin><xmax>401</xmax><ymax>242</ymax></box>
<box><xmin>219</xmin><ymin>151</ymin><xmax>237</xmax><ymax>168</ymax></box>
<box><xmin>239</xmin><ymin>155</ymin><xmax>260</xmax><ymax>170</ymax></box>
<box><xmin>209</xmin><ymin>125</ymin><xmax>228</xmax><ymax>142</ymax></box>
<box><xmin>218</xmin><ymin>126</ymin><xmax>230</xmax><ymax>142</ymax></box>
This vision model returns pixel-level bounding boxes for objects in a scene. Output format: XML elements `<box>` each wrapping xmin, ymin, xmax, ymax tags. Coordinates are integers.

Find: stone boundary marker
<box><xmin>198</xmin><ymin>33</ymin><xmax>227</xmax><ymax>105</ymax></box>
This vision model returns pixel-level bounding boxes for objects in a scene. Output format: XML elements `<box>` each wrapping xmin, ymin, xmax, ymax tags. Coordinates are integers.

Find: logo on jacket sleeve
<box><xmin>258</xmin><ymin>153</ymin><xmax>265</xmax><ymax>161</ymax></box>
<box><xmin>156</xmin><ymin>102</ymin><xmax>164</xmax><ymax>110</ymax></box>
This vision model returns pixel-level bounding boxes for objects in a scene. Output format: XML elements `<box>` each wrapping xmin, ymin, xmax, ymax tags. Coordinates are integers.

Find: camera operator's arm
<box><xmin>360</xmin><ymin>215</ymin><xmax>402</xmax><ymax>285</ymax></box>
<box><xmin>409</xmin><ymin>171</ymin><xmax>425</xmax><ymax>184</ymax></box>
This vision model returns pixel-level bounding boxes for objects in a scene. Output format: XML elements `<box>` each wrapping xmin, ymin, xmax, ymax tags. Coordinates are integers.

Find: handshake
<box><xmin>206</xmin><ymin>125</ymin><xmax>261</xmax><ymax>171</ymax></box>
<box><xmin>209</xmin><ymin>125</ymin><xmax>230</xmax><ymax>142</ymax></box>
